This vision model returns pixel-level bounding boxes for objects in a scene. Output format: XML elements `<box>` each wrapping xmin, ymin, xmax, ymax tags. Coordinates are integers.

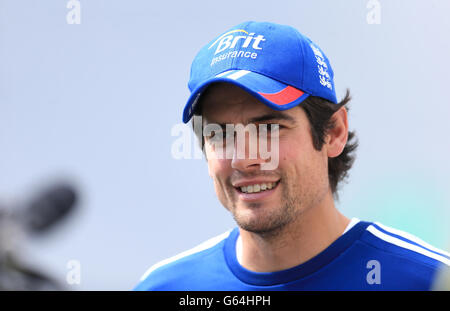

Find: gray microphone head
<box><xmin>23</xmin><ymin>183</ymin><xmax>78</xmax><ymax>233</ymax></box>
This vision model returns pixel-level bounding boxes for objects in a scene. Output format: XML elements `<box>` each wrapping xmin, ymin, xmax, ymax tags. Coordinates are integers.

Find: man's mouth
<box><xmin>234</xmin><ymin>180</ymin><xmax>281</xmax><ymax>194</ymax></box>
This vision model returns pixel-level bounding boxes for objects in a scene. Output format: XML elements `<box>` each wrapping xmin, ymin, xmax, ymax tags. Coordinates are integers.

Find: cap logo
<box><xmin>208</xmin><ymin>29</ymin><xmax>266</xmax><ymax>54</ymax></box>
<box><xmin>310</xmin><ymin>43</ymin><xmax>332</xmax><ymax>90</ymax></box>
<box><xmin>208</xmin><ymin>29</ymin><xmax>266</xmax><ymax>66</ymax></box>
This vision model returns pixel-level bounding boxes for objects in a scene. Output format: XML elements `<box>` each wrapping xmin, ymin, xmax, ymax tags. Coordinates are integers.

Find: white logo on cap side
<box><xmin>310</xmin><ymin>43</ymin><xmax>332</xmax><ymax>90</ymax></box>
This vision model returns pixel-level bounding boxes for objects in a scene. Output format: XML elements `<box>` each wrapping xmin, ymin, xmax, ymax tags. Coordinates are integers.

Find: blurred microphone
<box><xmin>0</xmin><ymin>182</ymin><xmax>79</xmax><ymax>290</ymax></box>
<box><xmin>19</xmin><ymin>183</ymin><xmax>78</xmax><ymax>234</ymax></box>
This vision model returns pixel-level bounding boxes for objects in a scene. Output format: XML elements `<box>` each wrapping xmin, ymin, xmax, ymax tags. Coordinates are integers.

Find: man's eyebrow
<box><xmin>206</xmin><ymin>112</ymin><xmax>297</xmax><ymax>128</ymax></box>
<box><xmin>247</xmin><ymin>112</ymin><xmax>297</xmax><ymax>124</ymax></box>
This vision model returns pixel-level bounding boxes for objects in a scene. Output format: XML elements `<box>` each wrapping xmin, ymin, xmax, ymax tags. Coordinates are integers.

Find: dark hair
<box><xmin>300</xmin><ymin>89</ymin><xmax>358</xmax><ymax>199</ymax></box>
<box><xmin>191</xmin><ymin>88</ymin><xmax>358</xmax><ymax>199</ymax></box>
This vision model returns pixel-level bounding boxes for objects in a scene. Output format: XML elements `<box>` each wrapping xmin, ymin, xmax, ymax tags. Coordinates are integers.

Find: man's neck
<box><xmin>237</xmin><ymin>191</ymin><xmax>350</xmax><ymax>272</ymax></box>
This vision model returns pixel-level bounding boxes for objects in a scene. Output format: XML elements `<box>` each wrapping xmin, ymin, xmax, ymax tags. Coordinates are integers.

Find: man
<box><xmin>135</xmin><ymin>21</ymin><xmax>449</xmax><ymax>290</ymax></box>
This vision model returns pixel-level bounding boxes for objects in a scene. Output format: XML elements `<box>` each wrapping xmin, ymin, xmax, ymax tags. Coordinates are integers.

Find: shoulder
<box><xmin>358</xmin><ymin>221</ymin><xmax>449</xmax><ymax>273</ymax></box>
<box><xmin>134</xmin><ymin>229</ymin><xmax>233</xmax><ymax>291</ymax></box>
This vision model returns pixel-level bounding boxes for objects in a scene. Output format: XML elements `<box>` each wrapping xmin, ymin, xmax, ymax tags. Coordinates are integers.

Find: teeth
<box><xmin>239</xmin><ymin>182</ymin><xmax>278</xmax><ymax>193</ymax></box>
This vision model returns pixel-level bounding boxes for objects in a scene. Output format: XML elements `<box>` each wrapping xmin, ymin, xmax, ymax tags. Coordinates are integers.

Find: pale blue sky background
<box><xmin>1</xmin><ymin>0</ymin><xmax>449</xmax><ymax>290</ymax></box>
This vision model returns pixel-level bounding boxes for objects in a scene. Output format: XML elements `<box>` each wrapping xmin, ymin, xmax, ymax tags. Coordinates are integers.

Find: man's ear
<box><xmin>326</xmin><ymin>106</ymin><xmax>349</xmax><ymax>158</ymax></box>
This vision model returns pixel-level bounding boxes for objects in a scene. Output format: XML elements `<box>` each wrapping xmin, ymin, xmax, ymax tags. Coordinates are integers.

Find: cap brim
<box><xmin>182</xmin><ymin>70</ymin><xmax>310</xmax><ymax>123</ymax></box>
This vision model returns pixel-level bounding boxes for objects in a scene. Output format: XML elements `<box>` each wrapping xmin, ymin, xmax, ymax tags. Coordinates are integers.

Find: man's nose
<box><xmin>230</xmin><ymin>133</ymin><xmax>266</xmax><ymax>171</ymax></box>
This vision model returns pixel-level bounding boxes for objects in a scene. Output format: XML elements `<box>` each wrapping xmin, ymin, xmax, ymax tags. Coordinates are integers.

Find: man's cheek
<box><xmin>277</xmin><ymin>143</ymin><xmax>293</xmax><ymax>162</ymax></box>
<box><xmin>213</xmin><ymin>180</ymin><xmax>233</xmax><ymax>211</ymax></box>
<box><xmin>207</xmin><ymin>157</ymin><xmax>226</xmax><ymax>177</ymax></box>
<box><xmin>281</xmin><ymin>140</ymin><xmax>305</xmax><ymax>162</ymax></box>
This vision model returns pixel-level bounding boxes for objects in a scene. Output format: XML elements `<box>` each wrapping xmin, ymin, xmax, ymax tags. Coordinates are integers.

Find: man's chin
<box><xmin>236</xmin><ymin>220</ymin><xmax>288</xmax><ymax>238</ymax></box>
<box><xmin>232</xmin><ymin>210</ymin><xmax>286</xmax><ymax>236</ymax></box>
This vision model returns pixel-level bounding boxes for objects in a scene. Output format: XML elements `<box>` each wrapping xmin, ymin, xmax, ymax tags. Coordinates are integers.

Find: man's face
<box><xmin>201</xmin><ymin>83</ymin><xmax>331</xmax><ymax>236</ymax></box>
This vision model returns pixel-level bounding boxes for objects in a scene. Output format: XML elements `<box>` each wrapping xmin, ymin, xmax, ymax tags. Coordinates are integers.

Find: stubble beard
<box><xmin>228</xmin><ymin>177</ymin><xmax>303</xmax><ymax>240</ymax></box>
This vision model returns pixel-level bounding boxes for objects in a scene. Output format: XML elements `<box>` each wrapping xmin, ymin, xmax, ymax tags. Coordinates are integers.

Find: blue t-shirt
<box><xmin>134</xmin><ymin>219</ymin><xmax>450</xmax><ymax>290</ymax></box>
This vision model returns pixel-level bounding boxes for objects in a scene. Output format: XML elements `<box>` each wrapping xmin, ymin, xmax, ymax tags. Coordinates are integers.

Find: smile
<box><xmin>238</xmin><ymin>181</ymin><xmax>279</xmax><ymax>193</ymax></box>
<box><xmin>233</xmin><ymin>180</ymin><xmax>280</xmax><ymax>202</ymax></box>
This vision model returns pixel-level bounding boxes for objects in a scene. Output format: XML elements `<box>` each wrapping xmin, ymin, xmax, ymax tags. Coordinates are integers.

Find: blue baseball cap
<box><xmin>182</xmin><ymin>21</ymin><xmax>337</xmax><ymax>123</ymax></box>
